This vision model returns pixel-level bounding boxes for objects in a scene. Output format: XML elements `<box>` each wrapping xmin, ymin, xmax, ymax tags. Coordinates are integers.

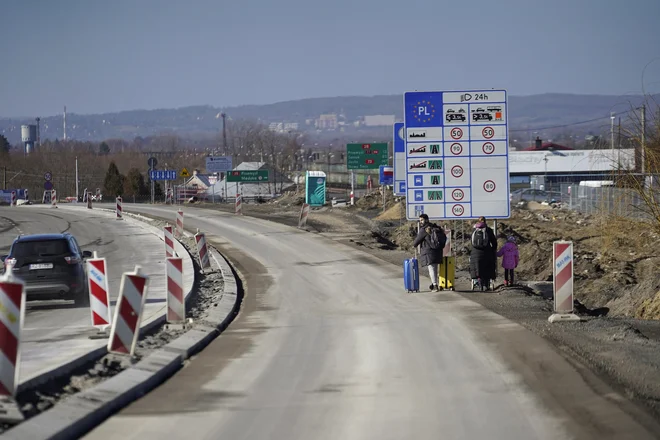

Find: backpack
<box><xmin>471</xmin><ymin>228</ymin><xmax>489</xmax><ymax>249</ymax></box>
<box><xmin>427</xmin><ymin>226</ymin><xmax>446</xmax><ymax>250</ymax></box>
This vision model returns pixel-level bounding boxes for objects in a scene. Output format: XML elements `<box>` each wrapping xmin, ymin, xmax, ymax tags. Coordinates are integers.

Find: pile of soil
<box><xmin>355</xmin><ymin>189</ymin><xmax>398</xmax><ymax>211</ymax></box>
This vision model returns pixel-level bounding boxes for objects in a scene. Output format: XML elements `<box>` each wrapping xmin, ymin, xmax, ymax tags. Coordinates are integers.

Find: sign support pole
<box><xmin>351</xmin><ymin>171</ymin><xmax>355</xmax><ymax>205</ymax></box>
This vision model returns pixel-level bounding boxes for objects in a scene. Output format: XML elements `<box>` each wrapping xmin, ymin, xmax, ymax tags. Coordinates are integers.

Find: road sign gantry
<box><xmin>403</xmin><ymin>89</ymin><xmax>509</xmax><ymax>221</ymax></box>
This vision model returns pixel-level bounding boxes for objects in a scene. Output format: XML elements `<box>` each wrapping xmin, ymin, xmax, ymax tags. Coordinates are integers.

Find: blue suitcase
<box><xmin>404</xmin><ymin>257</ymin><xmax>420</xmax><ymax>293</ymax></box>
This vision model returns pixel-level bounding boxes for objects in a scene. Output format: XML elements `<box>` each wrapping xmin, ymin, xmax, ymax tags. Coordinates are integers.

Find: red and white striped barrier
<box><xmin>86</xmin><ymin>252</ymin><xmax>112</xmax><ymax>331</ymax></box>
<box><xmin>0</xmin><ymin>271</ymin><xmax>26</xmax><ymax>397</ymax></box>
<box><xmin>166</xmin><ymin>256</ymin><xmax>185</xmax><ymax>323</ymax></box>
<box><xmin>350</xmin><ymin>191</ymin><xmax>354</xmax><ymax>206</ymax></box>
<box><xmin>164</xmin><ymin>224</ymin><xmax>175</xmax><ymax>258</ymax></box>
<box><xmin>548</xmin><ymin>241</ymin><xmax>580</xmax><ymax>323</ymax></box>
<box><xmin>108</xmin><ymin>266</ymin><xmax>149</xmax><ymax>356</ymax></box>
<box><xmin>166</xmin><ymin>189</ymin><xmax>173</xmax><ymax>205</ymax></box>
<box><xmin>83</xmin><ymin>188</ymin><xmax>88</xmax><ymax>203</ymax></box>
<box><xmin>87</xmin><ymin>193</ymin><xmax>92</xmax><ymax>209</ymax></box>
<box><xmin>298</xmin><ymin>203</ymin><xmax>310</xmax><ymax>228</ymax></box>
<box><xmin>50</xmin><ymin>189</ymin><xmax>58</xmax><ymax>209</ymax></box>
<box><xmin>194</xmin><ymin>229</ymin><xmax>211</xmax><ymax>270</ymax></box>
<box><xmin>116</xmin><ymin>196</ymin><xmax>123</xmax><ymax>220</ymax></box>
<box><xmin>175</xmin><ymin>210</ymin><xmax>184</xmax><ymax>238</ymax></box>
<box><xmin>10</xmin><ymin>191</ymin><xmax>16</xmax><ymax>207</ymax></box>
<box><xmin>235</xmin><ymin>194</ymin><xmax>242</xmax><ymax>215</ymax></box>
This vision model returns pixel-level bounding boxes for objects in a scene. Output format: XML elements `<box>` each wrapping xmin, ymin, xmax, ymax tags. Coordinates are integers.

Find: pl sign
<box><xmin>403</xmin><ymin>89</ymin><xmax>510</xmax><ymax>220</ymax></box>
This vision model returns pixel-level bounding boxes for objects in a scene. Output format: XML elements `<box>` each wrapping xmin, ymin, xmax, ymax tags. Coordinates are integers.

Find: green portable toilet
<box><xmin>305</xmin><ymin>171</ymin><xmax>326</xmax><ymax>207</ymax></box>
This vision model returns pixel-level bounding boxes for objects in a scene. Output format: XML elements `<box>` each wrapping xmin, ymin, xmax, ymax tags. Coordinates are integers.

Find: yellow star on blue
<box><xmin>413</xmin><ymin>100</ymin><xmax>436</xmax><ymax>123</ymax></box>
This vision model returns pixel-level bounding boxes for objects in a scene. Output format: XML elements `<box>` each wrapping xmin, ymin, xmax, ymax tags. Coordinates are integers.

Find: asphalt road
<box><xmin>85</xmin><ymin>204</ymin><xmax>660</xmax><ymax>440</ymax></box>
<box><xmin>0</xmin><ymin>205</ymin><xmax>167</xmax><ymax>383</ymax></box>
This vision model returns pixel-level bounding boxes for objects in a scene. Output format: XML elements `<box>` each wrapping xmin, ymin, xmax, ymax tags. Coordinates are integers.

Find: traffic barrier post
<box><xmin>194</xmin><ymin>229</ymin><xmax>211</xmax><ymax>270</ymax></box>
<box><xmin>116</xmin><ymin>196</ymin><xmax>123</xmax><ymax>220</ymax></box>
<box><xmin>164</xmin><ymin>224</ymin><xmax>175</xmax><ymax>258</ymax></box>
<box><xmin>298</xmin><ymin>203</ymin><xmax>310</xmax><ymax>228</ymax></box>
<box><xmin>10</xmin><ymin>191</ymin><xmax>16</xmax><ymax>207</ymax></box>
<box><xmin>235</xmin><ymin>194</ymin><xmax>242</xmax><ymax>215</ymax></box>
<box><xmin>50</xmin><ymin>189</ymin><xmax>58</xmax><ymax>209</ymax></box>
<box><xmin>175</xmin><ymin>210</ymin><xmax>184</xmax><ymax>238</ymax></box>
<box><xmin>86</xmin><ymin>251</ymin><xmax>112</xmax><ymax>338</ymax></box>
<box><xmin>548</xmin><ymin>241</ymin><xmax>581</xmax><ymax>323</ymax></box>
<box><xmin>0</xmin><ymin>270</ymin><xmax>26</xmax><ymax>423</ymax></box>
<box><xmin>107</xmin><ymin>266</ymin><xmax>149</xmax><ymax>356</ymax></box>
<box><xmin>166</xmin><ymin>256</ymin><xmax>185</xmax><ymax>324</ymax></box>
<box><xmin>0</xmin><ymin>271</ymin><xmax>26</xmax><ymax>398</ymax></box>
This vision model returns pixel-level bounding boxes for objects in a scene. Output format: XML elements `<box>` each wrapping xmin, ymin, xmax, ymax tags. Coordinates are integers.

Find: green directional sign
<box><xmin>226</xmin><ymin>170</ymin><xmax>270</xmax><ymax>182</ymax></box>
<box><xmin>346</xmin><ymin>143</ymin><xmax>389</xmax><ymax>170</ymax></box>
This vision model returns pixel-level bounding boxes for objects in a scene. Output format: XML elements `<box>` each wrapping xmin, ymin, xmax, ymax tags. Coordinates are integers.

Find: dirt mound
<box><xmin>270</xmin><ymin>189</ymin><xmax>305</xmax><ymax>207</ymax></box>
<box><xmin>636</xmin><ymin>290</ymin><xmax>660</xmax><ymax>319</ymax></box>
<box><xmin>375</xmin><ymin>200</ymin><xmax>405</xmax><ymax>221</ymax></box>
<box><xmin>497</xmin><ymin>209</ymin><xmax>660</xmax><ymax>316</ymax></box>
<box><xmin>355</xmin><ymin>189</ymin><xmax>398</xmax><ymax>211</ymax></box>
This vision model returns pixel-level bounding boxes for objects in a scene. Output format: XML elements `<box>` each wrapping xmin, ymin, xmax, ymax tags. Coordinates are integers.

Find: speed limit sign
<box><xmin>482</xmin><ymin>142</ymin><xmax>495</xmax><ymax>154</ymax></box>
<box><xmin>482</xmin><ymin>126</ymin><xmax>495</xmax><ymax>139</ymax></box>
<box><xmin>450</xmin><ymin>127</ymin><xmax>463</xmax><ymax>140</ymax></box>
<box><xmin>483</xmin><ymin>180</ymin><xmax>496</xmax><ymax>192</ymax></box>
<box><xmin>451</xmin><ymin>204</ymin><xmax>465</xmax><ymax>216</ymax></box>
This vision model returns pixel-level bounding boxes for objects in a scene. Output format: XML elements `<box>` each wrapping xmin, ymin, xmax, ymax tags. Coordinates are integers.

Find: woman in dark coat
<box><xmin>469</xmin><ymin>216</ymin><xmax>498</xmax><ymax>290</ymax></box>
<box><xmin>412</xmin><ymin>214</ymin><xmax>445</xmax><ymax>292</ymax></box>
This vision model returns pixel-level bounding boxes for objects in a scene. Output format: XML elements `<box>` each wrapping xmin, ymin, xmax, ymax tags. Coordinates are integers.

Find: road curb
<box><xmin>3</xmin><ymin>211</ymin><xmax>243</xmax><ymax>440</ymax></box>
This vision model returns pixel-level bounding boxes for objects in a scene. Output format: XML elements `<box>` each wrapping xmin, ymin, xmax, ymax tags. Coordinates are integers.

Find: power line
<box><xmin>509</xmin><ymin>109</ymin><xmax>635</xmax><ymax>132</ymax></box>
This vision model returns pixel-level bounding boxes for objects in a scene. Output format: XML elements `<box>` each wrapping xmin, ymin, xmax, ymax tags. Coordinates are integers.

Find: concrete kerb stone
<box><xmin>4</xmin><ymin>208</ymin><xmax>243</xmax><ymax>440</ymax></box>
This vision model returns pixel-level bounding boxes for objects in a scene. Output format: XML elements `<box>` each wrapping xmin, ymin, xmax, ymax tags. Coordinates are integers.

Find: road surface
<box><xmin>0</xmin><ymin>205</ymin><xmax>168</xmax><ymax>384</ymax></box>
<box><xmin>85</xmin><ymin>204</ymin><xmax>660</xmax><ymax>439</ymax></box>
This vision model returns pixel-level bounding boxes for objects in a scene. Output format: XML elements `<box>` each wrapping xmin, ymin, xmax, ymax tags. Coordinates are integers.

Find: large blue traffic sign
<box><xmin>393</xmin><ymin>122</ymin><xmax>406</xmax><ymax>196</ymax></box>
<box><xmin>403</xmin><ymin>89</ymin><xmax>510</xmax><ymax>221</ymax></box>
<box><xmin>149</xmin><ymin>170</ymin><xmax>177</xmax><ymax>181</ymax></box>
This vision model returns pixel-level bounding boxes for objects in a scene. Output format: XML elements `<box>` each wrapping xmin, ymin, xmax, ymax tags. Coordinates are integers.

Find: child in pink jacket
<box><xmin>497</xmin><ymin>236</ymin><xmax>520</xmax><ymax>286</ymax></box>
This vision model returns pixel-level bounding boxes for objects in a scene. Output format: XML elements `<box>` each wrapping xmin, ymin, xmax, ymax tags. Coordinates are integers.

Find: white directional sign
<box><xmin>403</xmin><ymin>89</ymin><xmax>509</xmax><ymax>220</ymax></box>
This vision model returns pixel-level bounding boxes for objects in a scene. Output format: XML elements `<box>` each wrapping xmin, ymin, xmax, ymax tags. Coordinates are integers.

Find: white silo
<box><xmin>21</xmin><ymin>124</ymin><xmax>37</xmax><ymax>155</ymax></box>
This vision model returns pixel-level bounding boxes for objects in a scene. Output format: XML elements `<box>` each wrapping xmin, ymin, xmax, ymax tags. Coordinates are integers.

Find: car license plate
<box><xmin>29</xmin><ymin>263</ymin><xmax>53</xmax><ymax>270</ymax></box>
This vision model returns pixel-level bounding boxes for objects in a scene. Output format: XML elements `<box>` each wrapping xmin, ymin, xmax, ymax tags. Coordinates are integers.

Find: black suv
<box><xmin>1</xmin><ymin>233</ymin><xmax>92</xmax><ymax>306</ymax></box>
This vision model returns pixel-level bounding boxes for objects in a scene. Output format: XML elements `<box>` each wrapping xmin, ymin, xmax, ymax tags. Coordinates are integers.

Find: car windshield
<box><xmin>12</xmin><ymin>239</ymin><xmax>71</xmax><ymax>258</ymax></box>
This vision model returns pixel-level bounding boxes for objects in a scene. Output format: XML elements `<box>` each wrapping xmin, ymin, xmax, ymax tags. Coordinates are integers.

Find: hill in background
<box><xmin>1</xmin><ymin>93</ymin><xmax>655</xmax><ymax>145</ymax></box>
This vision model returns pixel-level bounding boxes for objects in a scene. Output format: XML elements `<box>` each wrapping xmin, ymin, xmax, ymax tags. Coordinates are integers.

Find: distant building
<box><xmin>316</xmin><ymin>114</ymin><xmax>338</xmax><ymax>130</ymax></box>
<box><xmin>363</xmin><ymin>115</ymin><xmax>396</xmax><ymax>127</ymax></box>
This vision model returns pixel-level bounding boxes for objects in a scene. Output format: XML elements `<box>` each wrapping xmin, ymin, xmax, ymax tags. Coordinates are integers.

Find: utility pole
<box><xmin>75</xmin><ymin>156</ymin><xmax>79</xmax><ymax>201</ymax></box>
<box><xmin>617</xmin><ymin>117</ymin><xmax>621</xmax><ymax>171</ymax></box>
<box><xmin>35</xmin><ymin>117</ymin><xmax>41</xmax><ymax>148</ymax></box>
<box><xmin>3</xmin><ymin>166</ymin><xmax>6</xmax><ymax>190</ymax></box>
<box><xmin>610</xmin><ymin>113</ymin><xmax>615</xmax><ymax>150</ymax></box>
<box><xmin>221</xmin><ymin>112</ymin><xmax>229</xmax><ymax>203</ymax></box>
<box><xmin>641</xmin><ymin>105</ymin><xmax>646</xmax><ymax>174</ymax></box>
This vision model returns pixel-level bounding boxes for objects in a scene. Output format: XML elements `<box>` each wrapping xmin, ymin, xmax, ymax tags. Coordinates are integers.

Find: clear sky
<box><xmin>1</xmin><ymin>0</ymin><xmax>659</xmax><ymax>117</ymax></box>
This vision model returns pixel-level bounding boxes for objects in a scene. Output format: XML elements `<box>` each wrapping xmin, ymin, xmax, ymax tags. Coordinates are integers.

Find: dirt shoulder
<box><xmin>187</xmin><ymin>194</ymin><xmax>660</xmax><ymax>422</ymax></box>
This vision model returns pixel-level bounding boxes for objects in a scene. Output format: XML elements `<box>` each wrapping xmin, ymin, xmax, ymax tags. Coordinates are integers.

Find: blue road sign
<box><xmin>403</xmin><ymin>89</ymin><xmax>510</xmax><ymax>221</ymax></box>
<box><xmin>379</xmin><ymin>165</ymin><xmax>393</xmax><ymax>185</ymax></box>
<box><xmin>149</xmin><ymin>170</ymin><xmax>178</xmax><ymax>181</ymax></box>
<box><xmin>393</xmin><ymin>122</ymin><xmax>406</xmax><ymax>196</ymax></box>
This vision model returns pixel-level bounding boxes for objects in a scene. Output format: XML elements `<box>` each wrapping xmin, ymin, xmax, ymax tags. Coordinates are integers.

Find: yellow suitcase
<box><xmin>438</xmin><ymin>256</ymin><xmax>455</xmax><ymax>291</ymax></box>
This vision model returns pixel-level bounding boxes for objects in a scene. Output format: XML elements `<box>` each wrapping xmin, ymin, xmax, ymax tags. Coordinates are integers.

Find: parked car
<box><xmin>510</xmin><ymin>188</ymin><xmax>561</xmax><ymax>204</ymax></box>
<box><xmin>1</xmin><ymin>233</ymin><xmax>93</xmax><ymax>306</ymax></box>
